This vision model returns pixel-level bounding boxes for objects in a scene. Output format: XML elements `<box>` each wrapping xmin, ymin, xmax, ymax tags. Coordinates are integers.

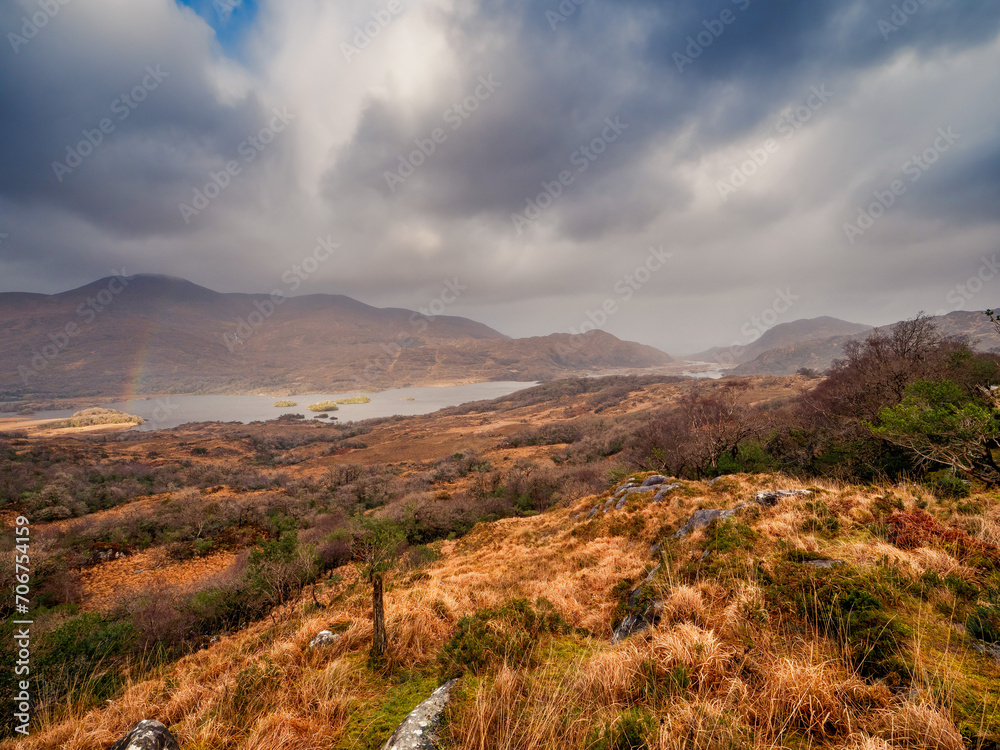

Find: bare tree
<box><xmin>352</xmin><ymin>517</ymin><xmax>405</xmax><ymax>661</ymax></box>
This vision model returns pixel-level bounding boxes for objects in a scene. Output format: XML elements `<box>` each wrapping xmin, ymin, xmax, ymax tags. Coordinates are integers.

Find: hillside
<box><xmin>689</xmin><ymin>316</ymin><xmax>872</xmax><ymax>366</ymax></box>
<box><xmin>0</xmin><ymin>275</ymin><xmax>673</xmax><ymax>398</ymax></box>
<box><xmin>734</xmin><ymin>310</ymin><xmax>1000</xmax><ymax>376</ymax></box>
<box><xmin>2</xmin><ymin>373</ymin><xmax>999</xmax><ymax>749</ymax></box>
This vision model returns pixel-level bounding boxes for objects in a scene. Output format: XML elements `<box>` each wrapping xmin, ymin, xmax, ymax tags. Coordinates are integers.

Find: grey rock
<box><xmin>109</xmin><ymin>720</ymin><xmax>179</xmax><ymax>750</ymax></box>
<box><xmin>611</xmin><ymin>567</ymin><xmax>662</xmax><ymax>644</ymax></box>
<box><xmin>602</xmin><ymin>497</ymin><xmax>615</xmax><ymax>513</ymax></box>
<box><xmin>640</xmin><ymin>475</ymin><xmax>670</xmax><ymax>488</ymax></box>
<box><xmin>973</xmin><ymin>641</ymin><xmax>1000</xmax><ymax>663</ymax></box>
<box><xmin>614</xmin><ymin>486</ymin><xmax>659</xmax><ymax>510</ymax></box>
<box><xmin>652</xmin><ymin>483</ymin><xmax>681</xmax><ymax>502</ymax></box>
<box><xmin>755</xmin><ymin>489</ymin><xmax>812</xmax><ymax>507</ymax></box>
<box><xmin>673</xmin><ymin>506</ymin><xmax>745</xmax><ymax>538</ymax></box>
<box><xmin>805</xmin><ymin>559</ymin><xmax>844</xmax><ymax>569</ymax></box>
<box><xmin>308</xmin><ymin>630</ymin><xmax>340</xmax><ymax>649</ymax></box>
<box><xmin>381</xmin><ymin>679</ymin><xmax>458</xmax><ymax>750</ymax></box>
<box><xmin>92</xmin><ymin>547</ymin><xmax>127</xmax><ymax>563</ymax></box>
<box><xmin>586</xmin><ymin>504</ymin><xmax>600</xmax><ymax>519</ymax></box>
<box><xmin>612</xmin><ymin>613</ymin><xmax>651</xmax><ymax>644</ymax></box>
<box><xmin>707</xmin><ymin>477</ymin><xmax>724</xmax><ymax>485</ymax></box>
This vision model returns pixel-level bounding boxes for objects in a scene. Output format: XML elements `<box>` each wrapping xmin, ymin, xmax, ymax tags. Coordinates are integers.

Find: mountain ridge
<box><xmin>732</xmin><ymin>309</ymin><xmax>1000</xmax><ymax>376</ymax></box>
<box><xmin>687</xmin><ymin>315</ymin><xmax>873</xmax><ymax>366</ymax></box>
<box><xmin>0</xmin><ymin>274</ymin><xmax>673</xmax><ymax>398</ymax></box>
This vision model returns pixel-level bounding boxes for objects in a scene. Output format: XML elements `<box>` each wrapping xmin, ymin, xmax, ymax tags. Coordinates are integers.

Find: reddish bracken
<box><xmin>886</xmin><ymin>510</ymin><xmax>1000</xmax><ymax>562</ymax></box>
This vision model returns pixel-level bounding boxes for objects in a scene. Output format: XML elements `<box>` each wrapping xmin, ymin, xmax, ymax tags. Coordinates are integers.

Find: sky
<box><xmin>1</xmin><ymin>0</ymin><xmax>999</xmax><ymax>355</ymax></box>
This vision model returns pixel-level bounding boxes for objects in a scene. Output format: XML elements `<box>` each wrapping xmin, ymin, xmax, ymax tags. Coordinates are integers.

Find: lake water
<box><xmin>680</xmin><ymin>361</ymin><xmax>728</xmax><ymax>379</ymax></box>
<box><xmin>1</xmin><ymin>381</ymin><xmax>537</xmax><ymax>431</ymax></box>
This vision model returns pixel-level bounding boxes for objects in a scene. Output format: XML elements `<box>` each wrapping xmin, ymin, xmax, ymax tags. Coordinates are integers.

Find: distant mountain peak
<box><xmin>688</xmin><ymin>316</ymin><xmax>872</xmax><ymax>365</ymax></box>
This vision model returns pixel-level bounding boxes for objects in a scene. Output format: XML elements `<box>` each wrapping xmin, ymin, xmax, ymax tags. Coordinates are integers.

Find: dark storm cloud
<box><xmin>320</xmin><ymin>0</ymin><xmax>1000</xmax><ymax>244</ymax></box>
<box><xmin>0</xmin><ymin>0</ymin><xmax>293</xmax><ymax>237</ymax></box>
<box><xmin>0</xmin><ymin>0</ymin><xmax>999</xmax><ymax>352</ymax></box>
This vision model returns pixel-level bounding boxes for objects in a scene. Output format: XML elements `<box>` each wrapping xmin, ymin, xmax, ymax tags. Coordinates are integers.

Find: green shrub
<box><xmin>586</xmin><ymin>708</ymin><xmax>655</xmax><ymax>750</ymax></box>
<box><xmin>704</xmin><ymin>519</ymin><xmax>757</xmax><ymax>554</ymax></box>
<box><xmin>765</xmin><ymin>562</ymin><xmax>910</xmax><ymax>683</ymax></box>
<box><xmin>924</xmin><ymin>470</ymin><xmax>971</xmax><ymax>499</ymax></box>
<box><xmin>438</xmin><ymin>598</ymin><xmax>571</xmax><ymax>678</ymax></box>
<box><xmin>715</xmin><ymin>440</ymin><xmax>774</xmax><ymax>475</ymax></box>
<box><xmin>273</xmin><ymin>400</ymin><xmax>298</xmax><ymax>407</ymax></box>
<box><xmin>35</xmin><ymin>612</ymin><xmax>137</xmax><ymax>707</ymax></box>
<box><xmin>967</xmin><ymin>603</ymin><xmax>1000</xmax><ymax>644</ymax></box>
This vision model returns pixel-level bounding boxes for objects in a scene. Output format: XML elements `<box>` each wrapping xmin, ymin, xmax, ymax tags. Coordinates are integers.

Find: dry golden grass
<box><xmin>8</xmin><ymin>473</ymin><xmax>998</xmax><ymax>750</ymax></box>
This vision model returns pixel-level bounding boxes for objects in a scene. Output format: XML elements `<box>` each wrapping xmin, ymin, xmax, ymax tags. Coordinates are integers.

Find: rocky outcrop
<box><xmin>585</xmin><ymin>477</ymin><xmax>681</xmax><ymax>517</ymax></box>
<box><xmin>673</xmin><ymin>508</ymin><xmax>739</xmax><ymax>538</ymax></box>
<box><xmin>308</xmin><ymin>630</ymin><xmax>340</xmax><ymax>649</ymax></box>
<box><xmin>672</xmin><ymin>489</ymin><xmax>811</xmax><ymax>538</ymax></box>
<box><xmin>755</xmin><ymin>489</ymin><xmax>811</xmax><ymax>506</ymax></box>
<box><xmin>381</xmin><ymin>679</ymin><xmax>458</xmax><ymax>750</ymax></box>
<box><xmin>91</xmin><ymin>543</ymin><xmax>128</xmax><ymax>564</ymax></box>
<box><xmin>611</xmin><ymin>566</ymin><xmax>662</xmax><ymax>644</ymax></box>
<box><xmin>109</xmin><ymin>720</ymin><xmax>179</xmax><ymax>750</ymax></box>
<box><xmin>640</xmin><ymin>475</ymin><xmax>670</xmax><ymax>487</ymax></box>
<box><xmin>652</xmin><ymin>483</ymin><xmax>680</xmax><ymax>502</ymax></box>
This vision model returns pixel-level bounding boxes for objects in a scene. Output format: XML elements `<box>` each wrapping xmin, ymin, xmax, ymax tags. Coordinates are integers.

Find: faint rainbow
<box><xmin>120</xmin><ymin>318</ymin><xmax>160</xmax><ymax>403</ymax></box>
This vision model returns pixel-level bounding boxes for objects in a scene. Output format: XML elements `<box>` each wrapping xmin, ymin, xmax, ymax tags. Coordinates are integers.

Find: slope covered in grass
<box><xmin>9</xmin><ymin>473</ymin><xmax>1000</xmax><ymax>750</ymax></box>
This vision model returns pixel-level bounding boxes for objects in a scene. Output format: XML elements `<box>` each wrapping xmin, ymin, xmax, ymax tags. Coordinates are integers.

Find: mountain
<box><xmin>0</xmin><ymin>275</ymin><xmax>673</xmax><ymax>398</ymax></box>
<box><xmin>732</xmin><ymin>309</ymin><xmax>1000</xmax><ymax>376</ymax></box>
<box><xmin>688</xmin><ymin>316</ymin><xmax>873</xmax><ymax>366</ymax></box>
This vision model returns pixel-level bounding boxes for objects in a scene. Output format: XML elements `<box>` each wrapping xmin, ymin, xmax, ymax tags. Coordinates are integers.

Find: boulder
<box><xmin>673</xmin><ymin>506</ymin><xmax>744</xmax><ymax>538</ymax></box>
<box><xmin>381</xmin><ymin>679</ymin><xmax>458</xmax><ymax>750</ymax></box>
<box><xmin>640</xmin><ymin>475</ymin><xmax>670</xmax><ymax>487</ymax></box>
<box><xmin>755</xmin><ymin>489</ymin><xmax>811</xmax><ymax>507</ymax></box>
<box><xmin>652</xmin><ymin>483</ymin><xmax>681</xmax><ymax>502</ymax></box>
<box><xmin>308</xmin><ymin>630</ymin><xmax>340</xmax><ymax>649</ymax></box>
<box><xmin>109</xmin><ymin>720</ymin><xmax>179</xmax><ymax>750</ymax></box>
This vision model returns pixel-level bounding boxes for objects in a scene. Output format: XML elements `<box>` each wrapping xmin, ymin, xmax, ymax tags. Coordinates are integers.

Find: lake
<box><xmin>1</xmin><ymin>381</ymin><xmax>537</xmax><ymax>431</ymax></box>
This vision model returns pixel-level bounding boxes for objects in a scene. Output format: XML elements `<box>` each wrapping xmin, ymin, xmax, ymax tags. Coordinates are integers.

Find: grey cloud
<box><xmin>1</xmin><ymin>0</ymin><xmax>1000</xmax><ymax>355</ymax></box>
